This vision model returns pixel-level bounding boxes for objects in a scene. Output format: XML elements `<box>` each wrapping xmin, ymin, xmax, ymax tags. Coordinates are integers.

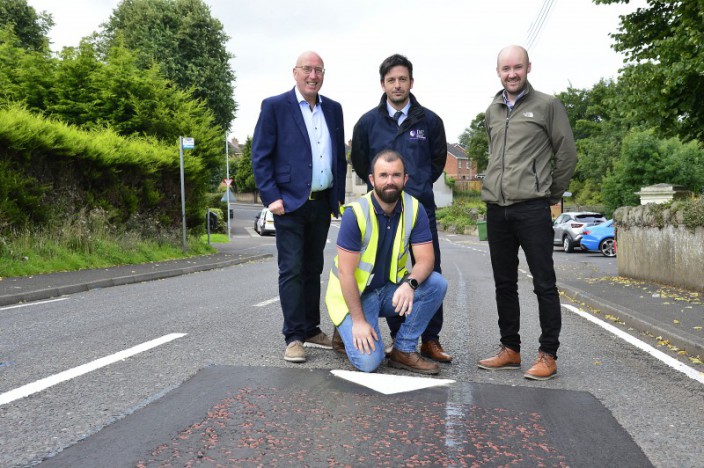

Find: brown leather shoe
<box><xmin>388</xmin><ymin>349</ymin><xmax>440</xmax><ymax>375</ymax></box>
<box><xmin>332</xmin><ymin>328</ymin><xmax>346</xmax><ymax>355</ymax></box>
<box><xmin>477</xmin><ymin>345</ymin><xmax>521</xmax><ymax>370</ymax></box>
<box><xmin>421</xmin><ymin>340</ymin><xmax>453</xmax><ymax>363</ymax></box>
<box><xmin>524</xmin><ymin>351</ymin><xmax>557</xmax><ymax>380</ymax></box>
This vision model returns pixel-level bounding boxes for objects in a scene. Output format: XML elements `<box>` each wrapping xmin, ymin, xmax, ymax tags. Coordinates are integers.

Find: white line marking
<box><xmin>563</xmin><ymin>304</ymin><xmax>704</xmax><ymax>384</ymax></box>
<box><xmin>0</xmin><ymin>333</ymin><xmax>187</xmax><ymax>406</ymax></box>
<box><xmin>1</xmin><ymin>297</ymin><xmax>69</xmax><ymax>311</ymax></box>
<box><xmin>331</xmin><ymin>369</ymin><xmax>455</xmax><ymax>395</ymax></box>
<box><xmin>254</xmin><ymin>297</ymin><xmax>280</xmax><ymax>307</ymax></box>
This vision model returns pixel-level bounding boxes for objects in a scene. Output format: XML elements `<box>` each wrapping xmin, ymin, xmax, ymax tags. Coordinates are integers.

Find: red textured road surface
<box><xmin>41</xmin><ymin>366</ymin><xmax>651</xmax><ymax>467</ymax></box>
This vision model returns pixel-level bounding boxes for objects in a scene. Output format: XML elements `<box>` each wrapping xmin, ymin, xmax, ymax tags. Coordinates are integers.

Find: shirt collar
<box><xmin>386</xmin><ymin>100</ymin><xmax>410</xmax><ymax>118</ymax></box>
<box><xmin>295</xmin><ymin>87</ymin><xmax>322</xmax><ymax>106</ymax></box>
<box><xmin>502</xmin><ymin>88</ymin><xmax>527</xmax><ymax>109</ymax></box>
<box><xmin>370</xmin><ymin>191</ymin><xmax>404</xmax><ymax>216</ymax></box>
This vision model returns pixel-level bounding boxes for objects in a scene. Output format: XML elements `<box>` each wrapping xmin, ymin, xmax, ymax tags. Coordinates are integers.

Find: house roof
<box><xmin>447</xmin><ymin>144</ymin><xmax>468</xmax><ymax>160</ymax></box>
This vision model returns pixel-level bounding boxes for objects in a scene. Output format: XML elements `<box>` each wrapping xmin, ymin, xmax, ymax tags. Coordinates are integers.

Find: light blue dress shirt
<box><xmin>296</xmin><ymin>87</ymin><xmax>333</xmax><ymax>192</ymax></box>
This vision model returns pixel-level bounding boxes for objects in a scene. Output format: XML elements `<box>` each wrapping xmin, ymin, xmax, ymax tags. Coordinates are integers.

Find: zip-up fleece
<box><xmin>351</xmin><ymin>93</ymin><xmax>447</xmax><ymax>208</ymax></box>
<box><xmin>481</xmin><ymin>82</ymin><xmax>576</xmax><ymax>206</ymax></box>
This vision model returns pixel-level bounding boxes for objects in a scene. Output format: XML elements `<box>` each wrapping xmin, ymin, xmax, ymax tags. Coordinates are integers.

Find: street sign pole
<box><xmin>179</xmin><ymin>137</ymin><xmax>187</xmax><ymax>254</ymax></box>
<box><xmin>225</xmin><ymin>133</ymin><xmax>231</xmax><ymax>241</ymax></box>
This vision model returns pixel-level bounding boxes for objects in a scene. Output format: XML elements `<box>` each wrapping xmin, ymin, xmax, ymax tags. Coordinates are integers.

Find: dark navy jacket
<box><xmin>350</xmin><ymin>93</ymin><xmax>447</xmax><ymax>208</ymax></box>
<box><xmin>252</xmin><ymin>87</ymin><xmax>346</xmax><ymax>216</ymax></box>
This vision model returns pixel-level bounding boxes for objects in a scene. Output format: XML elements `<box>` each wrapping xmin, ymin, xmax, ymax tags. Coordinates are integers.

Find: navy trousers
<box><xmin>274</xmin><ymin>199</ymin><xmax>331</xmax><ymax>344</ymax></box>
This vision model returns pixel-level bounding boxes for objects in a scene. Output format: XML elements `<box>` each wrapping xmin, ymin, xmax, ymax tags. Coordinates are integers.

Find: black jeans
<box><xmin>387</xmin><ymin>205</ymin><xmax>444</xmax><ymax>343</ymax></box>
<box><xmin>486</xmin><ymin>199</ymin><xmax>561</xmax><ymax>358</ymax></box>
<box><xmin>273</xmin><ymin>199</ymin><xmax>331</xmax><ymax>344</ymax></box>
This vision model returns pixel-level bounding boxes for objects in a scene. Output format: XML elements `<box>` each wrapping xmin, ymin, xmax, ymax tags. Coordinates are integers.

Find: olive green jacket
<box><xmin>481</xmin><ymin>82</ymin><xmax>577</xmax><ymax>206</ymax></box>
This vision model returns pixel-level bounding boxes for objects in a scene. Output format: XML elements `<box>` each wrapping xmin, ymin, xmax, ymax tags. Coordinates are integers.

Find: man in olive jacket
<box><xmin>478</xmin><ymin>45</ymin><xmax>576</xmax><ymax>381</ymax></box>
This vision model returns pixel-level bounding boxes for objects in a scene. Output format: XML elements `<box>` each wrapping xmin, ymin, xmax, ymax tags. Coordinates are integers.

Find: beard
<box><xmin>375</xmin><ymin>183</ymin><xmax>403</xmax><ymax>204</ymax></box>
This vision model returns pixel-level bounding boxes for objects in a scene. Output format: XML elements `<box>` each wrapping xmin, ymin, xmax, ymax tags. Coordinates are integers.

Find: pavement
<box><xmin>1</xmin><ymin>234</ymin><xmax>702</xmax><ymax>360</ymax></box>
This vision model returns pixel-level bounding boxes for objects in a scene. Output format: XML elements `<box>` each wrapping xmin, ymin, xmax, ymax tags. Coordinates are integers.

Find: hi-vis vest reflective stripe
<box><xmin>325</xmin><ymin>191</ymin><xmax>419</xmax><ymax>326</ymax></box>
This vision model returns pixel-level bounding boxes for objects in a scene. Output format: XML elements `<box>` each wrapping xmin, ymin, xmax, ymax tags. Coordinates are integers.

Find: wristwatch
<box><xmin>405</xmin><ymin>277</ymin><xmax>419</xmax><ymax>290</ymax></box>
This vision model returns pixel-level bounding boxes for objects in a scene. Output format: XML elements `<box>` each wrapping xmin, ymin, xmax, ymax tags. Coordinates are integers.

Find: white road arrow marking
<box><xmin>331</xmin><ymin>369</ymin><xmax>455</xmax><ymax>395</ymax></box>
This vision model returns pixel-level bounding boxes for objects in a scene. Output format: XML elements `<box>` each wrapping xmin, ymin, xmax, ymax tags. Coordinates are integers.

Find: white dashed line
<box><xmin>1</xmin><ymin>297</ymin><xmax>69</xmax><ymax>311</ymax></box>
<box><xmin>254</xmin><ymin>297</ymin><xmax>280</xmax><ymax>307</ymax></box>
<box><xmin>0</xmin><ymin>333</ymin><xmax>187</xmax><ymax>406</ymax></box>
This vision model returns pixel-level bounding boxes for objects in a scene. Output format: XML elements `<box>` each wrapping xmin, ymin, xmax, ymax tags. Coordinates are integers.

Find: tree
<box><xmin>100</xmin><ymin>0</ymin><xmax>236</xmax><ymax>131</ymax></box>
<box><xmin>0</xmin><ymin>0</ymin><xmax>53</xmax><ymax>51</ymax></box>
<box><xmin>602</xmin><ymin>129</ymin><xmax>704</xmax><ymax>211</ymax></box>
<box><xmin>556</xmin><ymin>79</ymin><xmax>631</xmax><ymax>205</ymax></box>
<box><xmin>234</xmin><ymin>136</ymin><xmax>256</xmax><ymax>193</ymax></box>
<box><xmin>595</xmin><ymin>0</ymin><xmax>704</xmax><ymax>141</ymax></box>
<box><xmin>458</xmin><ymin>112</ymin><xmax>488</xmax><ymax>172</ymax></box>
<box><xmin>0</xmin><ymin>26</ymin><xmax>56</xmax><ymax>111</ymax></box>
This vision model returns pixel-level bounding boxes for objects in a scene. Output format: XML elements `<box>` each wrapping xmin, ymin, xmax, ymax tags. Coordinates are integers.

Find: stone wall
<box><xmin>615</xmin><ymin>204</ymin><xmax>704</xmax><ymax>292</ymax></box>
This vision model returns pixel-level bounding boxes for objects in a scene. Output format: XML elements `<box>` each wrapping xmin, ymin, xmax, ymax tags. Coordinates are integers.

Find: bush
<box><xmin>437</xmin><ymin>192</ymin><xmax>485</xmax><ymax>231</ymax></box>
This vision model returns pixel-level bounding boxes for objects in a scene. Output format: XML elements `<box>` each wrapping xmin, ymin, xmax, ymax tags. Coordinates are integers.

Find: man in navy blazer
<box><xmin>252</xmin><ymin>51</ymin><xmax>346</xmax><ymax>363</ymax></box>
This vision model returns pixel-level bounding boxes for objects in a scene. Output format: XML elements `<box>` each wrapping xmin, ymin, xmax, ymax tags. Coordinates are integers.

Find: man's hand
<box><xmin>391</xmin><ymin>282</ymin><xmax>415</xmax><ymax>316</ymax></box>
<box><xmin>268</xmin><ymin>199</ymin><xmax>284</xmax><ymax>216</ymax></box>
<box><xmin>352</xmin><ymin>320</ymin><xmax>378</xmax><ymax>354</ymax></box>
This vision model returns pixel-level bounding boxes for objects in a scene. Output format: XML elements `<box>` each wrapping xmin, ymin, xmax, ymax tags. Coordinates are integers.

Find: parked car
<box><xmin>552</xmin><ymin>211</ymin><xmax>606</xmax><ymax>252</ymax></box>
<box><xmin>254</xmin><ymin>208</ymin><xmax>276</xmax><ymax>236</ymax></box>
<box><xmin>580</xmin><ymin>219</ymin><xmax>616</xmax><ymax>257</ymax></box>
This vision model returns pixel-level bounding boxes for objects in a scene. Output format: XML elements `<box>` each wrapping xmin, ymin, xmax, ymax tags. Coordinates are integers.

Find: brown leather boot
<box><xmin>388</xmin><ymin>349</ymin><xmax>440</xmax><ymax>375</ymax></box>
<box><xmin>332</xmin><ymin>328</ymin><xmax>346</xmax><ymax>355</ymax></box>
<box><xmin>477</xmin><ymin>345</ymin><xmax>521</xmax><ymax>370</ymax></box>
<box><xmin>420</xmin><ymin>340</ymin><xmax>453</xmax><ymax>362</ymax></box>
<box><xmin>524</xmin><ymin>351</ymin><xmax>557</xmax><ymax>380</ymax></box>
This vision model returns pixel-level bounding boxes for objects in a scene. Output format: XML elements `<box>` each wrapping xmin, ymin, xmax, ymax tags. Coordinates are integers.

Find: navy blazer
<box><xmin>252</xmin><ymin>87</ymin><xmax>346</xmax><ymax>217</ymax></box>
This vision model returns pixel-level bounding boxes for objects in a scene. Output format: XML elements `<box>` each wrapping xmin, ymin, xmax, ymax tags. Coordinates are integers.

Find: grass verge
<box><xmin>0</xmin><ymin>212</ymin><xmax>217</xmax><ymax>277</ymax></box>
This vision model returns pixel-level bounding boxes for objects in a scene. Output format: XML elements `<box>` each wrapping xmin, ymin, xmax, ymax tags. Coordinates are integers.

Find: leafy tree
<box><xmin>595</xmin><ymin>0</ymin><xmax>704</xmax><ymax>142</ymax></box>
<box><xmin>458</xmin><ymin>112</ymin><xmax>488</xmax><ymax>172</ymax></box>
<box><xmin>0</xmin><ymin>0</ymin><xmax>53</xmax><ymax>51</ymax></box>
<box><xmin>234</xmin><ymin>136</ymin><xmax>256</xmax><ymax>193</ymax></box>
<box><xmin>602</xmin><ymin>129</ymin><xmax>704</xmax><ymax>211</ymax></box>
<box><xmin>556</xmin><ymin>79</ymin><xmax>631</xmax><ymax>205</ymax></box>
<box><xmin>0</xmin><ymin>26</ymin><xmax>56</xmax><ymax>111</ymax></box>
<box><xmin>100</xmin><ymin>0</ymin><xmax>236</xmax><ymax>130</ymax></box>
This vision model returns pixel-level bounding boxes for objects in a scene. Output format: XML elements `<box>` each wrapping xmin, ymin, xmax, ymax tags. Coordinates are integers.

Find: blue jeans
<box><xmin>486</xmin><ymin>199</ymin><xmax>561</xmax><ymax>357</ymax></box>
<box><xmin>387</xmin><ymin>205</ymin><xmax>444</xmax><ymax>342</ymax></box>
<box><xmin>336</xmin><ymin>272</ymin><xmax>448</xmax><ymax>372</ymax></box>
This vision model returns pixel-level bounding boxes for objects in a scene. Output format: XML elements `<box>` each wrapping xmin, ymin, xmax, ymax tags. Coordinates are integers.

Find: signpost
<box><xmin>179</xmin><ymin>136</ymin><xmax>194</xmax><ymax>254</ymax></box>
<box><xmin>225</xmin><ymin>134</ymin><xmax>231</xmax><ymax>240</ymax></box>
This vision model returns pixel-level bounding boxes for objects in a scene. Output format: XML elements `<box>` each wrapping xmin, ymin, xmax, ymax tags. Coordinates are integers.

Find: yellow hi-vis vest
<box><xmin>325</xmin><ymin>191</ymin><xmax>420</xmax><ymax>326</ymax></box>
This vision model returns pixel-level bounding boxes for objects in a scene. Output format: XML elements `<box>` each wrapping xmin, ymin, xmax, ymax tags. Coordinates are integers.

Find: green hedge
<box><xmin>0</xmin><ymin>105</ymin><xmax>210</xmax><ymax>232</ymax></box>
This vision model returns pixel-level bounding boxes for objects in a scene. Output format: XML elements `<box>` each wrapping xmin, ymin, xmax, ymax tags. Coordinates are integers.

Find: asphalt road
<box><xmin>1</xmin><ymin>205</ymin><xmax>702</xmax><ymax>466</ymax></box>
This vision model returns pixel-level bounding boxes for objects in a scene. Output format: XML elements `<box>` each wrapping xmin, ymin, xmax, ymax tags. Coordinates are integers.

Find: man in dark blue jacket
<box><xmin>350</xmin><ymin>54</ymin><xmax>451</xmax><ymax>362</ymax></box>
<box><xmin>252</xmin><ymin>51</ymin><xmax>346</xmax><ymax>363</ymax></box>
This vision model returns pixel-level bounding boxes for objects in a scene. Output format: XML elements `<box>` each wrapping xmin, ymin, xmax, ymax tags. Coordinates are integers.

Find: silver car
<box><xmin>254</xmin><ymin>208</ymin><xmax>276</xmax><ymax>236</ymax></box>
<box><xmin>552</xmin><ymin>211</ymin><xmax>606</xmax><ymax>252</ymax></box>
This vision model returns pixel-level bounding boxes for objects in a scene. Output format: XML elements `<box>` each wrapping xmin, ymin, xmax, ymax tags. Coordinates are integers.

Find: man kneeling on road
<box><xmin>325</xmin><ymin>150</ymin><xmax>448</xmax><ymax>375</ymax></box>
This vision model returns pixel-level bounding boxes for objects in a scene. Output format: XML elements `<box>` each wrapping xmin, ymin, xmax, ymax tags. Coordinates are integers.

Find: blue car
<box><xmin>580</xmin><ymin>220</ymin><xmax>616</xmax><ymax>257</ymax></box>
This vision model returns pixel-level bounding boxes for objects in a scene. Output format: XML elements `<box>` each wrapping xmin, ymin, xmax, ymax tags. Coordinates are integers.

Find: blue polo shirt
<box><xmin>337</xmin><ymin>194</ymin><xmax>432</xmax><ymax>291</ymax></box>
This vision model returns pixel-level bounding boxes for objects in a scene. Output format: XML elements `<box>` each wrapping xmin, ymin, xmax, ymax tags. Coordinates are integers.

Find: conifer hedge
<box><xmin>0</xmin><ymin>105</ymin><xmax>210</xmax><ymax>233</ymax></box>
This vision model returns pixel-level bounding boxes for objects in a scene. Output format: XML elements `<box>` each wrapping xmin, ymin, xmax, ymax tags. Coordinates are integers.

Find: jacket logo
<box><xmin>523</xmin><ymin>112</ymin><xmax>534</xmax><ymax>118</ymax></box>
<box><xmin>409</xmin><ymin>129</ymin><xmax>426</xmax><ymax>140</ymax></box>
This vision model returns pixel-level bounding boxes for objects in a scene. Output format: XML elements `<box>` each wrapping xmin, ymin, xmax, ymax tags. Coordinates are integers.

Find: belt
<box><xmin>308</xmin><ymin>188</ymin><xmax>331</xmax><ymax>201</ymax></box>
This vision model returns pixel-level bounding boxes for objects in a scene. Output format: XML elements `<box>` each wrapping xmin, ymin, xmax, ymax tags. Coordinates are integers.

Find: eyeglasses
<box><xmin>295</xmin><ymin>66</ymin><xmax>325</xmax><ymax>75</ymax></box>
